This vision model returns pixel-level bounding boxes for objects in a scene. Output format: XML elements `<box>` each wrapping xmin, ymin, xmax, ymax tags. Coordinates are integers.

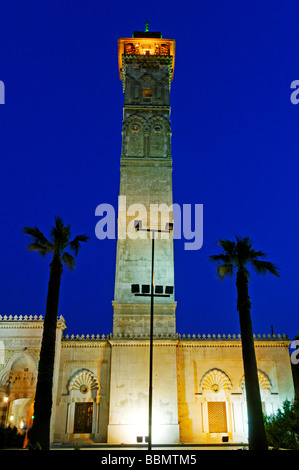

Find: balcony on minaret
<box><xmin>117</xmin><ymin>34</ymin><xmax>176</xmax><ymax>82</ymax></box>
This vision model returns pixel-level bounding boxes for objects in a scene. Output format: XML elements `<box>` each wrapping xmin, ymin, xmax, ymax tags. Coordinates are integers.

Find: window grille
<box><xmin>73</xmin><ymin>402</ymin><xmax>93</xmax><ymax>433</ymax></box>
<box><xmin>208</xmin><ymin>402</ymin><xmax>227</xmax><ymax>433</ymax></box>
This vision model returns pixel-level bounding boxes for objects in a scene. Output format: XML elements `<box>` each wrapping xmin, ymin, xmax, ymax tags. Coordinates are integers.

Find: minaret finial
<box><xmin>145</xmin><ymin>19</ymin><xmax>149</xmax><ymax>32</ymax></box>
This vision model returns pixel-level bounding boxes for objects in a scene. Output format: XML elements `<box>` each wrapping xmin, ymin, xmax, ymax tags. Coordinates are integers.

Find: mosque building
<box><xmin>0</xmin><ymin>27</ymin><xmax>295</xmax><ymax>447</ymax></box>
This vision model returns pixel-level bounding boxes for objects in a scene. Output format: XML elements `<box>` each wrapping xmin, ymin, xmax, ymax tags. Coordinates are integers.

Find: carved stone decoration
<box><xmin>200</xmin><ymin>368</ymin><xmax>232</xmax><ymax>392</ymax></box>
<box><xmin>69</xmin><ymin>369</ymin><xmax>99</xmax><ymax>397</ymax></box>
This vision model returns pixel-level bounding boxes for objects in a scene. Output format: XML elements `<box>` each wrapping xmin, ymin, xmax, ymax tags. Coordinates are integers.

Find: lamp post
<box><xmin>134</xmin><ymin>220</ymin><xmax>173</xmax><ymax>451</ymax></box>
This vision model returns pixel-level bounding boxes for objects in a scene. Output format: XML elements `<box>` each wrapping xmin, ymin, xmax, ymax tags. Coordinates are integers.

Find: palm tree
<box><xmin>210</xmin><ymin>236</ymin><xmax>280</xmax><ymax>450</ymax></box>
<box><xmin>23</xmin><ymin>216</ymin><xmax>88</xmax><ymax>449</ymax></box>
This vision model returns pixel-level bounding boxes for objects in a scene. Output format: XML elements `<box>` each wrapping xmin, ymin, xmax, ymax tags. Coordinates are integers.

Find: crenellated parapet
<box><xmin>61</xmin><ymin>331</ymin><xmax>289</xmax><ymax>342</ymax></box>
<box><xmin>0</xmin><ymin>314</ymin><xmax>44</xmax><ymax>321</ymax></box>
<box><xmin>0</xmin><ymin>315</ymin><xmax>67</xmax><ymax>338</ymax></box>
<box><xmin>63</xmin><ymin>333</ymin><xmax>111</xmax><ymax>341</ymax></box>
<box><xmin>177</xmin><ymin>333</ymin><xmax>289</xmax><ymax>341</ymax></box>
<box><xmin>0</xmin><ymin>314</ymin><xmax>66</xmax><ymax>326</ymax></box>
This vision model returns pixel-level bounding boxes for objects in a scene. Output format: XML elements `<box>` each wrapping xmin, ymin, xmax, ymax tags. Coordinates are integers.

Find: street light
<box><xmin>134</xmin><ymin>219</ymin><xmax>173</xmax><ymax>451</ymax></box>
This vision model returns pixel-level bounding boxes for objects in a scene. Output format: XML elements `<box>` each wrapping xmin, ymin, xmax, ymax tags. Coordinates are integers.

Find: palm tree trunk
<box><xmin>29</xmin><ymin>256</ymin><xmax>63</xmax><ymax>450</ymax></box>
<box><xmin>236</xmin><ymin>267</ymin><xmax>268</xmax><ymax>450</ymax></box>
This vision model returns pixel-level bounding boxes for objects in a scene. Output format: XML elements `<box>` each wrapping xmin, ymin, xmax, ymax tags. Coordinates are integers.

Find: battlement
<box><xmin>177</xmin><ymin>333</ymin><xmax>289</xmax><ymax>341</ymax></box>
<box><xmin>0</xmin><ymin>314</ymin><xmax>44</xmax><ymax>321</ymax></box>
<box><xmin>61</xmin><ymin>332</ymin><xmax>289</xmax><ymax>342</ymax></box>
<box><xmin>0</xmin><ymin>314</ymin><xmax>66</xmax><ymax>328</ymax></box>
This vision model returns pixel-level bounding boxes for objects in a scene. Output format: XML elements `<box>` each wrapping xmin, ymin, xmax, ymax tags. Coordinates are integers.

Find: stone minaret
<box><xmin>113</xmin><ymin>28</ymin><xmax>177</xmax><ymax>337</ymax></box>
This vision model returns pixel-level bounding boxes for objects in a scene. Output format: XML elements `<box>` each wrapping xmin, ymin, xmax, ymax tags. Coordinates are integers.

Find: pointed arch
<box><xmin>148</xmin><ymin>115</ymin><xmax>171</xmax><ymax>158</ymax></box>
<box><xmin>124</xmin><ymin>74</ymin><xmax>139</xmax><ymax>103</ymax></box>
<box><xmin>137</xmin><ymin>73</ymin><xmax>158</xmax><ymax>88</ymax></box>
<box><xmin>0</xmin><ymin>352</ymin><xmax>38</xmax><ymax>402</ymax></box>
<box><xmin>240</xmin><ymin>369</ymin><xmax>272</xmax><ymax>391</ymax></box>
<box><xmin>122</xmin><ymin>114</ymin><xmax>147</xmax><ymax>157</ymax></box>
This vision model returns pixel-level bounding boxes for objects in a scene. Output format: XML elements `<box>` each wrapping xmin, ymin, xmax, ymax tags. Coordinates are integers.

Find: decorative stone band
<box><xmin>62</xmin><ymin>332</ymin><xmax>289</xmax><ymax>341</ymax></box>
<box><xmin>0</xmin><ymin>314</ymin><xmax>66</xmax><ymax>328</ymax></box>
<box><xmin>64</xmin><ymin>334</ymin><xmax>111</xmax><ymax>341</ymax></box>
<box><xmin>0</xmin><ymin>314</ymin><xmax>44</xmax><ymax>321</ymax></box>
<box><xmin>121</xmin><ymin>55</ymin><xmax>173</xmax><ymax>92</ymax></box>
<box><xmin>177</xmin><ymin>333</ymin><xmax>289</xmax><ymax>341</ymax></box>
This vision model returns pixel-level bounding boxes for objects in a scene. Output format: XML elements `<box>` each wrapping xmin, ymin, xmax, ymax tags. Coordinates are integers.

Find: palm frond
<box><xmin>216</xmin><ymin>263</ymin><xmax>234</xmax><ymax>280</ymax></box>
<box><xmin>50</xmin><ymin>216</ymin><xmax>71</xmax><ymax>244</ymax></box>
<box><xmin>69</xmin><ymin>234</ymin><xmax>89</xmax><ymax>256</ymax></box>
<box><xmin>26</xmin><ymin>242</ymin><xmax>49</xmax><ymax>258</ymax></box>
<box><xmin>61</xmin><ymin>251</ymin><xmax>76</xmax><ymax>270</ymax></box>
<box><xmin>250</xmin><ymin>259</ymin><xmax>280</xmax><ymax>277</ymax></box>
<box><xmin>24</xmin><ymin>217</ymin><xmax>88</xmax><ymax>270</ymax></box>
<box><xmin>22</xmin><ymin>226</ymin><xmax>52</xmax><ymax>250</ymax></box>
<box><xmin>250</xmin><ymin>249</ymin><xmax>267</xmax><ymax>259</ymax></box>
<box><xmin>209</xmin><ymin>253</ymin><xmax>232</xmax><ymax>263</ymax></box>
<box><xmin>210</xmin><ymin>235</ymin><xmax>280</xmax><ymax>280</ymax></box>
<box><xmin>217</xmin><ymin>239</ymin><xmax>236</xmax><ymax>255</ymax></box>
<box><xmin>54</xmin><ymin>215</ymin><xmax>69</xmax><ymax>232</ymax></box>
<box><xmin>236</xmin><ymin>235</ymin><xmax>252</xmax><ymax>247</ymax></box>
<box><xmin>49</xmin><ymin>216</ymin><xmax>72</xmax><ymax>256</ymax></box>
<box><xmin>235</xmin><ymin>236</ymin><xmax>253</xmax><ymax>267</ymax></box>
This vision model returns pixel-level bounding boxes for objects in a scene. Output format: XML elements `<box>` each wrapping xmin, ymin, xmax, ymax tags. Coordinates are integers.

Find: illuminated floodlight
<box><xmin>131</xmin><ymin>284</ymin><xmax>140</xmax><ymax>293</ymax></box>
<box><xmin>155</xmin><ymin>285</ymin><xmax>163</xmax><ymax>294</ymax></box>
<box><xmin>165</xmin><ymin>286</ymin><xmax>174</xmax><ymax>294</ymax></box>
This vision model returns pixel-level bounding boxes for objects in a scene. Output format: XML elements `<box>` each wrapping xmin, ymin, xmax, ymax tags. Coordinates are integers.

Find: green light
<box><xmin>145</xmin><ymin>19</ymin><xmax>149</xmax><ymax>32</ymax></box>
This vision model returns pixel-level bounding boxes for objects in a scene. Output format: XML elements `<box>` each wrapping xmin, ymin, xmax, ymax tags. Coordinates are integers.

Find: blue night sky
<box><xmin>0</xmin><ymin>1</ymin><xmax>298</xmax><ymax>340</ymax></box>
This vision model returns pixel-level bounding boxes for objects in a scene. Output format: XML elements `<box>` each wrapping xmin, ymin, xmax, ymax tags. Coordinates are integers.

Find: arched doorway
<box><xmin>66</xmin><ymin>369</ymin><xmax>100</xmax><ymax>442</ymax></box>
<box><xmin>196</xmin><ymin>368</ymin><xmax>234</xmax><ymax>442</ymax></box>
<box><xmin>0</xmin><ymin>352</ymin><xmax>37</xmax><ymax>430</ymax></box>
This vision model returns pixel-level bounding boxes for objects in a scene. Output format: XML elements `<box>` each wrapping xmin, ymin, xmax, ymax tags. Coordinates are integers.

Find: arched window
<box><xmin>240</xmin><ymin>369</ymin><xmax>273</xmax><ymax>415</ymax></box>
<box><xmin>240</xmin><ymin>369</ymin><xmax>272</xmax><ymax>395</ymax></box>
<box><xmin>148</xmin><ymin>117</ymin><xmax>170</xmax><ymax>158</ymax></box>
<box><xmin>123</xmin><ymin>116</ymin><xmax>146</xmax><ymax>157</ymax></box>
